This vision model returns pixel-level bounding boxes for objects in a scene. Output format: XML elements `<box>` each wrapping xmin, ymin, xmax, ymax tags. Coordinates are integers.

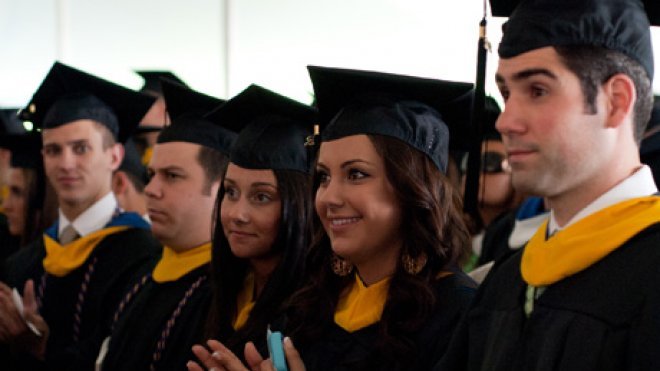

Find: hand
<box><xmin>188</xmin><ymin>337</ymin><xmax>306</xmax><ymax>371</ymax></box>
<box><xmin>0</xmin><ymin>281</ymin><xmax>49</xmax><ymax>359</ymax></box>
<box><xmin>248</xmin><ymin>337</ymin><xmax>306</xmax><ymax>371</ymax></box>
<box><xmin>188</xmin><ymin>339</ymin><xmax>246</xmax><ymax>371</ymax></box>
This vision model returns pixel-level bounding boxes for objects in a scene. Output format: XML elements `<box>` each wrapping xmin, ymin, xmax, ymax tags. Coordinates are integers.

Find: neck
<box><xmin>549</xmin><ymin>163</ymin><xmax>641</xmax><ymax>227</ymax></box>
<box><xmin>354</xmin><ymin>248</ymin><xmax>399</xmax><ymax>286</ymax></box>
<box><xmin>166</xmin><ymin>239</ymin><xmax>210</xmax><ymax>253</ymax></box>
<box><xmin>59</xmin><ymin>191</ymin><xmax>110</xmax><ymax>222</ymax></box>
<box><xmin>250</xmin><ymin>255</ymin><xmax>281</xmax><ymax>298</ymax></box>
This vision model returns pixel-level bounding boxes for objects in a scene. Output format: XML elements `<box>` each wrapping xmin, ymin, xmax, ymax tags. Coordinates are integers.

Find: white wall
<box><xmin>0</xmin><ymin>0</ymin><xmax>659</xmax><ymax>107</ymax></box>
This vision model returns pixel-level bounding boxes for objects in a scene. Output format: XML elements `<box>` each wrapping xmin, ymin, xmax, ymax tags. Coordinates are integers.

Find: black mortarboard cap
<box><xmin>0</xmin><ymin>108</ymin><xmax>27</xmax><ymax>135</ymax></box>
<box><xmin>157</xmin><ymin>83</ymin><xmax>235</xmax><ymax>154</ymax></box>
<box><xmin>118</xmin><ymin>138</ymin><xmax>148</xmax><ymax>185</ymax></box>
<box><xmin>211</xmin><ymin>84</ymin><xmax>316</xmax><ymax>174</ymax></box>
<box><xmin>490</xmin><ymin>0</ymin><xmax>660</xmax><ymax>25</ymax></box>
<box><xmin>308</xmin><ymin>65</ymin><xmax>474</xmax><ymax>172</ymax></box>
<box><xmin>136</xmin><ymin>70</ymin><xmax>187</xmax><ymax>96</ymax></box>
<box><xmin>161</xmin><ymin>78</ymin><xmax>223</xmax><ymax>121</ymax></box>
<box><xmin>0</xmin><ymin>132</ymin><xmax>42</xmax><ymax>169</ymax></box>
<box><xmin>496</xmin><ymin>0</ymin><xmax>657</xmax><ymax>80</ymax></box>
<box><xmin>19</xmin><ymin>62</ymin><xmax>156</xmax><ymax>143</ymax></box>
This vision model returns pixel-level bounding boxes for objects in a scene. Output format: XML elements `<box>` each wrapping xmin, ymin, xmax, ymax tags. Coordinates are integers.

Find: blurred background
<box><xmin>1</xmin><ymin>0</ymin><xmax>659</xmax><ymax>106</ymax></box>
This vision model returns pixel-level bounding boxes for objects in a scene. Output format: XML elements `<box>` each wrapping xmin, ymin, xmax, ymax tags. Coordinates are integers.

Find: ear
<box><xmin>112</xmin><ymin>172</ymin><xmax>127</xmax><ymax>195</ymax></box>
<box><xmin>602</xmin><ymin>73</ymin><xmax>636</xmax><ymax>129</ymax></box>
<box><xmin>109</xmin><ymin>143</ymin><xmax>125</xmax><ymax>171</ymax></box>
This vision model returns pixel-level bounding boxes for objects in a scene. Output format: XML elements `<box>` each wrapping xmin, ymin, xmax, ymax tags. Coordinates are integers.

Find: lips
<box><xmin>56</xmin><ymin>176</ymin><xmax>81</xmax><ymax>186</ymax></box>
<box><xmin>148</xmin><ymin>208</ymin><xmax>168</xmax><ymax>222</ymax></box>
<box><xmin>326</xmin><ymin>216</ymin><xmax>362</xmax><ymax>232</ymax></box>
<box><xmin>330</xmin><ymin>217</ymin><xmax>361</xmax><ymax>226</ymax></box>
<box><xmin>229</xmin><ymin>230</ymin><xmax>256</xmax><ymax>237</ymax></box>
<box><xmin>506</xmin><ymin>147</ymin><xmax>537</xmax><ymax>163</ymax></box>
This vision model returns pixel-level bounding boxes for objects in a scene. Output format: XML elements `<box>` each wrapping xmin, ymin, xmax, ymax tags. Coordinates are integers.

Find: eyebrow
<box><xmin>496</xmin><ymin>68</ymin><xmax>558</xmax><ymax>84</ymax></box>
<box><xmin>341</xmin><ymin>159</ymin><xmax>373</xmax><ymax>169</ymax></box>
<box><xmin>151</xmin><ymin>165</ymin><xmax>186</xmax><ymax>173</ymax></box>
<box><xmin>316</xmin><ymin>159</ymin><xmax>373</xmax><ymax>169</ymax></box>
<box><xmin>43</xmin><ymin>139</ymin><xmax>90</xmax><ymax>147</ymax></box>
<box><xmin>224</xmin><ymin>177</ymin><xmax>277</xmax><ymax>190</ymax></box>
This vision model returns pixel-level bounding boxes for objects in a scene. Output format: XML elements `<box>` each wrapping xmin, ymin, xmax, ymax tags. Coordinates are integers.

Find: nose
<box><xmin>144</xmin><ymin>175</ymin><xmax>162</xmax><ymax>199</ymax></box>
<box><xmin>59</xmin><ymin>147</ymin><xmax>77</xmax><ymax>170</ymax></box>
<box><xmin>226</xmin><ymin>196</ymin><xmax>250</xmax><ymax>224</ymax></box>
<box><xmin>495</xmin><ymin>100</ymin><xmax>526</xmax><ymax>138</ymax></box>
<box><xmin>316</xmin><ymin>178</ymin><xmax>344</xmax><ymax>210</ymax></box>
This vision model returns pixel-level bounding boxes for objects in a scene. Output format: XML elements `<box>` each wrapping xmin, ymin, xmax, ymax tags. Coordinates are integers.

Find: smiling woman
<box><xmin>263</xmin><ymin>66</ymin><xmax>478</xmax><ymax>371</ymax></box>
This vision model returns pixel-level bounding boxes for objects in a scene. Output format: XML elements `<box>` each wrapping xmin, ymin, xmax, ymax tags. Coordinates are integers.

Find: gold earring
<box><xmin>401</xmin><ymin>251</ymin><xmax>428</xmax><ymax>275</ymax></box>
<box><xmin>331</xmin><ymin>254</ymin><xmax>354</xmax><ymax>276</ymax></box>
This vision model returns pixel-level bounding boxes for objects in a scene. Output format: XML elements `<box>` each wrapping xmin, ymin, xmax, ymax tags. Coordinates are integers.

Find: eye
<box><xmin>498</xmin><ymin>86</ymin><xmax>510</xmax><ymax>102</ymax></box>
<box><xmin>164</xmin><ymin>171</ymin><xmax>182</xmax><ymax>181</ymax></box>
<box><xmin>253</xmin><ymin>192</ymin><xmax>273</xmax><ymax>204</ymax></box>
<box><xmin>43</xmin><ymin>146</ymin><xmax>61</xmax><ymax>157</ymax></box>
<box><xmin>9</xmin><ymin>186</ymin><xmax>23</xmax><ymax>198</ymax></box>
<box><xmin>224</xmin><ymin>186</ymin><xmax>239</xmax><ymax>201</ymax></box>
<box><xmin>146</xmin><ymin>169</ymin><xmax>155</xmax><ymax>180</ymax></box>
<box><xmin>347</xmin><ymin>168</ymin><xmax>368</xmax><ymax>181</ymax></box>
<box><xmin>72</xmin><ymin>143</ymin><xmax>89</xmax><ymax>155</ymax></box>
<box><xmin>530</xmin><ymin>85</ymin><xmax>548</xmax><ymax>98</ymax></box>
<box><xmin>315</xmin><ymin>169</ymin><xmax>330</xmax><ymax>186</ymax></box>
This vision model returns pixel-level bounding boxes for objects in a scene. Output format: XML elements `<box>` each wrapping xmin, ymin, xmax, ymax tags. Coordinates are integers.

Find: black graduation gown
<box><xmin>2</xmin><ymin>225</ymin><xmax>160</xmax><ymax>371</ymax></box>
<box><xmin>101</xmin><ymin>264</ymin><xmax>211</xmax><ymax>371</ymax></box>
<box><xmin>2</xmin><ymin>237</ymin><xmax>46</xmax><ymax>287</ymax></box>
<box><xmin>477</xmin><ymin>210</ymin><xmax>517</xmax><ymax>266</ymax></box>
<box><xmin>297</xmin><ymin>271</ymin><xmax>476</xmax><ymax>371</ymax></box>
<box><xmin>436</xmin><ymin>223</ymin><xmax>660</xmax><ymax>371</ymax></box>
<box><xmin>0</xmin><ymin>212</ymin><xmax>20</xmax><ymax>277</ymax></box>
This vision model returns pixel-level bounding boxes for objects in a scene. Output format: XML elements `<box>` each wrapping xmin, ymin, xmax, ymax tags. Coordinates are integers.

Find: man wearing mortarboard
<box><xmin>99</xmin><ymin>78</ymin><xmax>234</xmax><ymax>370</ymax></box>
<box><xmin>0</xmin><ymin>62</ymin><xmax>161</xmax><ymax>370</ymax></box>
<box><xmin>436</xmin><ymin>0</ymin><xmax>660</xmax><ymax>370</ymax></box>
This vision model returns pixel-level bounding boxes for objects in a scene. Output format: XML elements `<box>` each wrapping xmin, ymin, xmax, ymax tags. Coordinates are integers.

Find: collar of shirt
<box><xmin>548</xmin><ymin>165</ymin><xmax>658</xmax><ymax>234</ymax></box>
<box><xmin>58</xmin><ymin>192</ymin><xmax>118</xmax><ymax>238</ymax></box>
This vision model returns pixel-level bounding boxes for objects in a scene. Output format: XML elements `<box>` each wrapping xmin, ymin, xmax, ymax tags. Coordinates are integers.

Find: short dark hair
<box><xmin>91</xmin><ymin>120</ymin><xmax>117</xmax><ymax>149</ymax></box>
<box><xmin>121</xmin><ymin>170</ymin><xmax>146</xmax><ymax>193</ymax></box>
<box><xmin>196</xmin><ymin>146</ymin><xmax>229</xmax><ymax>195</ymax></box>
<box><xmin>555</xmin><ymin>45</ymin><xmax>654</xmax><ymax>145</ymax></box>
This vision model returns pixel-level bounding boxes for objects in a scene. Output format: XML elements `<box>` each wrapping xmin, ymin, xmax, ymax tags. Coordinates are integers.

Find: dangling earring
<box><xmin>331</xmin><ymin>253</ymin><xmax>354</xmax><ymax>276</ymax></box>
<box><xmin>401</xmin><ymin>251</ymin><xmax>428</xmax><ymax>275</ymax></box>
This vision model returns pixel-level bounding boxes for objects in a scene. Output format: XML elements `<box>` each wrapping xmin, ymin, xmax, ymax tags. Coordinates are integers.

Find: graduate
<box><xmin>0</xmin><ymin>61</ymin><xmax>161</xmax><ymax>370</ymax></box>
<box><xmin>187</xmin><ymin>84</ymin><xmax>315</xmax><ymax>368</ymax></box>
<box><xmin>99</xmin><ymin>79</ymin><xmax>235</xmax><ymax>371</ymax></box>
<box><xmin>0</xmin><ymin>132</ymin><xmax>57</xmax><ymax>250</ymax></box>
<box><xmin>0</xmin><ymin>109</ymin><xmax>27</xmax><ymax>258</ymax></box>
<box><xmin>436</xmin><ymin>0</ymin><xmax>660</xmax><ymax>370</ymax></box>
<box><xmin>194</xmin><ymin>66</ymin><xmax>478</xmax><ymax>371</ymax></box>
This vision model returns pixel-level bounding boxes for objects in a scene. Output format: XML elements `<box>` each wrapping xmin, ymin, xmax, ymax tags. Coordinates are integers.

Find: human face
<box><xmin>495</xmin><ymin>47</ymin><xmax>609</xmax><ymax>200</ymax></box>
<box><xmin>315</xmin><ymin>135</ymin><xmax>402</xmax><ymax>281</ymax></box>
<box><xmin>2</xmin><ymin>168</ymin><xmax>28</xmax><ymax>236</ymax></box>
<box><xmin>146</xmin><ymin>142</ymin><xmax>219</xmax><ymax>250</ymax></box>
<box><xmin>42</xmin><ymin>120</ymin><xmax>122</xmax><ymax>216</ymax></box>
<box><xmin>220</xmin><ymin>164</ymin><xmax>281</xmax><ymax>264</ymax></box>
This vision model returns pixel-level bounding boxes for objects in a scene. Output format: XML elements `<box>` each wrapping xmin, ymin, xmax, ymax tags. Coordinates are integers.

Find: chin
<box><xmin>331</xmin><ymin>244</ymin><xmax>357</xmax><ymax>261</ymax></box>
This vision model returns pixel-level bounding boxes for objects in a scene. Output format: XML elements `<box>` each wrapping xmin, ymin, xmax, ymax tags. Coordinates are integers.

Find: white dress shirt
<box><xmin>58</xmin><ymin>192</ymin><xmax>119</xmax><ymax>239</ymax></box>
